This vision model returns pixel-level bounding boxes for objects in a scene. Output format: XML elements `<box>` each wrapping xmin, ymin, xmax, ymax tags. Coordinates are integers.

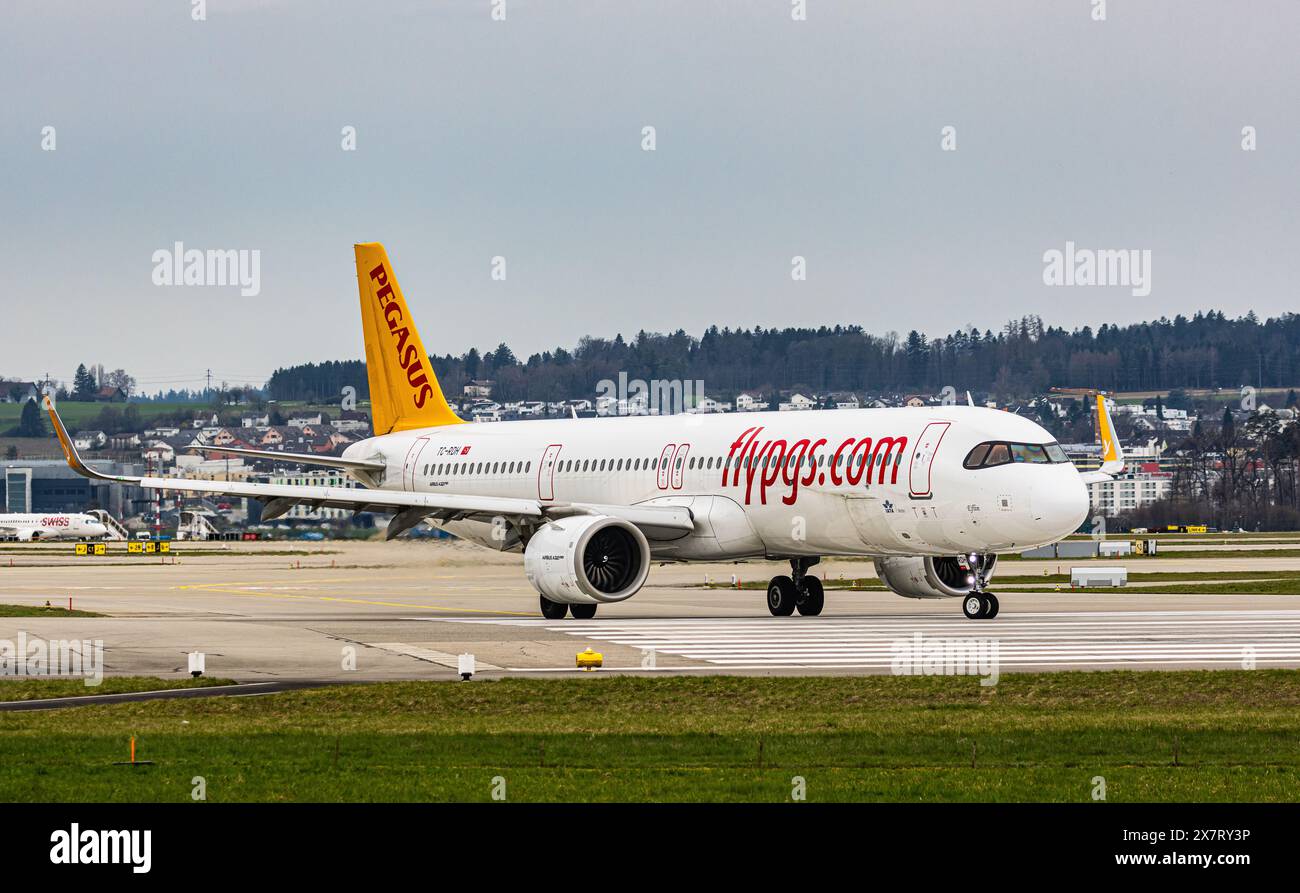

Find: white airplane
<box><xmin>0</xmin><ymin>512</ymin><xmax>109</xmax><ymax>541</ymax></box>
<box><xmin>46</xmin><ymin>242</ymin><xmax>1123</xmax><ymax>620</ymax></box>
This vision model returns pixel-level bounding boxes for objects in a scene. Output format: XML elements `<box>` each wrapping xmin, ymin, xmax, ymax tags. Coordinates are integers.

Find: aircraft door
<box><xmin>908</xmin><ymin>421</ymin><xmax>950</xmax><ymax>499</ymax></box>
<box><xmin>402</xmin><ymin>436</ymin><xmax>431</xmax><ymax>491</ymax></box>
<box><xmin>656</xmin><ymin>444</ymin><xmax>676</xmax><ymax>490</ymax></box>
<box><xmin>538</xmin><ymin>444</ymin><xmax>562</xmax><ymax>500</ymax></box>
<box><xmin>671</xmin><ymin>444</ymin><xmax>690</xmax><ymax>489</ymax></box>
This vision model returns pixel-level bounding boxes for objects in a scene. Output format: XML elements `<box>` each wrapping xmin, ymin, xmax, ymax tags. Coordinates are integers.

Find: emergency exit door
<box><xmin>908</xmin><ymin>422</ymin><xmax>950</xmax><ymax>499</ymax></box>
<box><xmin>538</xmin><ymin>444</ymin><xmax>563</xmax><ymax>500</ymax></box>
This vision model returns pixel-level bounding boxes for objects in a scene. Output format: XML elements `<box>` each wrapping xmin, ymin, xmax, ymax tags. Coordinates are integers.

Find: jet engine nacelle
<box><xmin>523</xmin><ymin>515</ymin><xmax>651</xmax><ymax>605</ymax></box>
<box><xmin>874</xmin><ymin>554</ymin><xmax>998</xmax><ymax>600</ymax></box>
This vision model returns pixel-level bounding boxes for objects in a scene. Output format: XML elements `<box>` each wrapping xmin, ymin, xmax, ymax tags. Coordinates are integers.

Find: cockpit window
<box><xmin>963</xmin><ymin>443</ymin><xmax>991</xmax><ymax>469</ymax></box>
<box><xmin>984</xmin><ymin>443</ymin><xmax>1011</xmax><ymax>466</ymax></box>
<box><xmin>964</xmin><ymin>440</ymin><xmax>1069</xmax><ymax>469</ymax></box>
<box><xmin>1011</xmin><ymin>443</ymin><xmax>1049</xmax><ymax>464</ymax></box>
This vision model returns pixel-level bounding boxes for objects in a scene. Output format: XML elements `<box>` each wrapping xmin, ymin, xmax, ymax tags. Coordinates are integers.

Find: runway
<box><xmin>3</xmin><ymin>540</ymin><xmax>1300</xmax><ymax>681</ymax></box>
<box><xmin>445</xmin><ymin>611</ymin><xmax>1300</xmax><ymax>672</ymax></box>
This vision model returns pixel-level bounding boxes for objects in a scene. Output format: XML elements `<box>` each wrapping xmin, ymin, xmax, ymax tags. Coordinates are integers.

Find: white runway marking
<box><xmin>441</xmin><ymin>610</ymin><xmax>1300</xmax><ymax>671</ymax></box>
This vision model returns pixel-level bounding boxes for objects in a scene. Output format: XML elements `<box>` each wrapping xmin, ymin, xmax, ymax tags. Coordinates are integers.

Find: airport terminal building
<box><xmin>2</xmin><ymin>460</ymin><xmax>143</xmax><ymax>517</ymax></box>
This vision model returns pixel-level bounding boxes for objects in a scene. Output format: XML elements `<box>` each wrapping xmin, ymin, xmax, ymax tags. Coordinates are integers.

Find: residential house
<box><xmin>94</xmin><ymin>386</ymin><xmax>127</xmax><ymax>403</ymax></box>
<box><xmin>0</xmin><ymin>381</ymin><xmax>40</xmax><ymax>404</ymax></box>
<box><xmin>109</xmin><ymin>432</ymin><xmax>142</xmax><ymax>450</ymax></box>
<box><xmin>73</xmin><ymin>430</ymin><xmax>108</xmax><ymax>450</ymax></box>
<box><xmin>333</xmin><ymin>410</ymin><xmax>372</xmax><ymax>434</ymax></box>
<box><xmin>692</xmin><ymin>396</ymin><xmax>731</xmax><ymax>413</ymax></box>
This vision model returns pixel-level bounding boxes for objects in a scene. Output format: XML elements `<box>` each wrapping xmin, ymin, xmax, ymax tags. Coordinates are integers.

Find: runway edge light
<box><xmin>457</xmin><ymin>653</ymin><xmax>475</xmax><ymax>681</ymax></box>
<box><xmin>188</xmin><ymin>652</ymin><xmax>205</xmax><ymax>678</ymax></box>
<box><xmin>576</xmin><ymin>648</ymin><xmax>603</xmax><ymax>671</ymax></box>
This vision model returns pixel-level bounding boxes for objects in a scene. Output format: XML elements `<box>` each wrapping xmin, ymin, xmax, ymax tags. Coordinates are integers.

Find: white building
<box><xmin>73</xmin><ymin>430</ymin><xmax>107</xmax><ymax>450</ymax></box>
<box><xmin>691</xmin><ymin>396</ymin><xmax>731</xmax><ymax>413</ymax></box>
<box><xmin>175</xmin><ymin>455</ymin><xmax>249</xmax><ymax>478</ymax></box>
<box><xmin>779</xmin><ymin>393</ymin><xmax>816</xmax><ymax>412</ymax></box>
<box><xmin>735</xmin><ymin>392</ymin><xmax>765</xmax><ymax>412</ymax></box>
<box><xmin>332</xmin><ymin>418</ymin><xmax>371</xmax><ymax>434</ymax></box>
<box><xmin>1088</xmin><ymin>466</ymin><xmax>1172</xmax><ymax>515</ymax></box>
<box><xmin>265</xmin><ymin>470</ymin><xmax>360</xmax><ymax>520</ymax></box>
<box><xmin>470</xmin><ymin>402</ymin><xmax>502</xmax><ymax>422</ymax></box>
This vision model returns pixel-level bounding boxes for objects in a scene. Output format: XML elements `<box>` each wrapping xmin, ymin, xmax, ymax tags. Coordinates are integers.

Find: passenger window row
<box><xmin>423</xmin><ymin>460</ymin><xmax>534</xmax><ymax>476</ymax></box>
<box><xmin>421</xmin><ymin>448</ymin><xmax>905</xmax><ymax>478</ymax></box>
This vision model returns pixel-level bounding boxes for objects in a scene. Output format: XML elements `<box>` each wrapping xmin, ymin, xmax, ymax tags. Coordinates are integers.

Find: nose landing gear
<box><xmin>958</xmin><ymin>552</ymin><xmax>999</xmax><ymax>619</ymax></box>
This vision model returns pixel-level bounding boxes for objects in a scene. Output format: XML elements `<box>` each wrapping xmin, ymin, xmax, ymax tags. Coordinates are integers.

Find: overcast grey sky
<box><xmin>3</xmin><ymin>1</ymin><xmax>1297</xmax><ymax>391</ymax></box>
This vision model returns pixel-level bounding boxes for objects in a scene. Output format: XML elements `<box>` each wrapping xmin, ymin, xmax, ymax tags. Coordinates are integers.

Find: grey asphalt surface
<box><xmin>2</xmin><ymin>539</ymin><xmax>1299</xmax><ymax>681</ymax></box>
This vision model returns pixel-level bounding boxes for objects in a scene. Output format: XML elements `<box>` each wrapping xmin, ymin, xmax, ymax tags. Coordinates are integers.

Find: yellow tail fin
<box><xmin>354</xmin><ymin>242</ymin><xmax>464</xmax><ymax>434</ymax></box>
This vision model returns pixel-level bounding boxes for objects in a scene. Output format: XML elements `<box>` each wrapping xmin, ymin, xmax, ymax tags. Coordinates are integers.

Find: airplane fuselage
<box><xmin>341</xmin><ymin>405</ymin><xmax>1090</xmax><ymax>559</ymax></box>
<box><xmin>0</xmin><ymin>513</ymin><xmax>108</xmax><ymax>541</ymax></box>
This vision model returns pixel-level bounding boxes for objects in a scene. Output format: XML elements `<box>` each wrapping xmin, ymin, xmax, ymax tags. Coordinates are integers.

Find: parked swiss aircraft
<box><xmin>47</xmin><ymin>242</ymin><xmax>1124</xmax><ymax>620</ymax></box>
<box><xmin>0</xmin><ymin>513</ymin><xmax>108</xmax><ymax>541</ymax></box>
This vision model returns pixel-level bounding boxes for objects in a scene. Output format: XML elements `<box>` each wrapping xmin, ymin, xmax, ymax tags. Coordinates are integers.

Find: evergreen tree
<box><xmin>72</xmin><ymin>363</ymin><xmax>96</xmax><ymax>400</ymax></box>
<box><xmin>17</xmin><ymin>398</ymin><xmax>45</xmax><ymax>437</ymax></box>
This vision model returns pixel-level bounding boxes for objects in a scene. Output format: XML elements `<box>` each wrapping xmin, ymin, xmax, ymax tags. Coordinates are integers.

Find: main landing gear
<box><xmin>539</xmin><ymin>595</ymin><xmax>599</xmax><ymax>620</ymax></box>
<box><xmin>962</xmin><ymin>592</ymin><xmax>1000</xmax><ymax>620</ymax></box>
<box><xmin>767</xmin><ymin>557</ymin><xmax>824</xmax><ymax>617</ymax></box>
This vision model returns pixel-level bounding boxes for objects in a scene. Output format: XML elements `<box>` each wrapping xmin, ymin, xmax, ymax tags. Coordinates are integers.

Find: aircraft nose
<box><xmin>1031</xmin><ymin>470</ymin><xmax>1090</xmax><ymax>538</ymax></box>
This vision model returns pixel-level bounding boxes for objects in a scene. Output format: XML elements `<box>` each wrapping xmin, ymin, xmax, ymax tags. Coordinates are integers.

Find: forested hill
<box><xmin>266</xmin><ymin>311</ymin><xmax>1300</xmax><ymax>403</ymax></box>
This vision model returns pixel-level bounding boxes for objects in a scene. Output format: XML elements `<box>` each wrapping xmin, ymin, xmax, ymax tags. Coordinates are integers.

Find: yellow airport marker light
<box><xmin>576</xmin><ymin>648</ymin><xmax>603</xmax><ymax>671</ymax></box>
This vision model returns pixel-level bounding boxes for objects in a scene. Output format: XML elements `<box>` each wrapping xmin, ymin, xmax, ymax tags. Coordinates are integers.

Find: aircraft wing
<box><xmin>189</xmin><ymin>444</ymin><xmax>386</xmax><ymax>472</ymax></box>
<box><xmin>44</xmin><ymin>397</ymin><xmax>694</xmax><ymax>537</ymax></box>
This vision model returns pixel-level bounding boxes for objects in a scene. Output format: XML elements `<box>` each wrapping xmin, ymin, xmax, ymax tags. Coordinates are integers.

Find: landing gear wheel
<box><xmin>539</xmin><ymin>596</ymin><xmax>569</xmax><ymax>620</ymax></box>
<box><xmin>982</xmin><ymin>593</ymin><xmax>999</xmax><ymax>619</ymax></box>
<box><xmin>963</xmin><ymin>594</ymin><xmax>984</xmax><ymax>620</ymax></box>
<box><xmin>570</xmin><ymin>603</ymin><xmax>598</xmax><ymax>620</ymax></box>
<box><xmin>796</xmin><ymin>576</ymin><xmax>825</xmax><ymax>616</ymax></box>
<box><xmin>767</xmin><ymin>575</ymin><xmax>798</xmax><ymax>616</ymax></box>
